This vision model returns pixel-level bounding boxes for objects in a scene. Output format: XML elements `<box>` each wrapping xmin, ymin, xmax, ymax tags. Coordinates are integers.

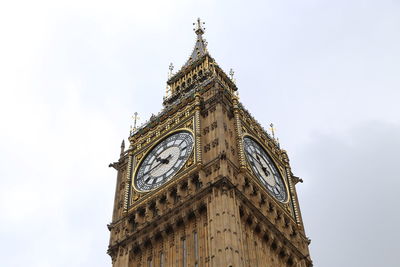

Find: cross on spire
<box><xmin>193</xmin><ymin>17</ymin><xmax>205</xmax><ymax>35</ymax></box>
<box><xmin>132</xmin><ymin>112</ymin><xmax>140</xmax><ymax>129</ymax></box>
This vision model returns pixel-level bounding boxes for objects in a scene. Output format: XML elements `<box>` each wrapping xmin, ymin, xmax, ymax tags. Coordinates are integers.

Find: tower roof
<box><xmin>165</xmin><ymin>18</ymin><xmax>237</xmax><ymax>98</ymax></box>
<box><xmin>182</xmin><ymin>18</ymin><xmax>208</xmax><ymax>68</ymax></box>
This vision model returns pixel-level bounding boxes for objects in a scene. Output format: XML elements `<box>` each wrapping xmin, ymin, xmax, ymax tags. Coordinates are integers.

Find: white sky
<box><xmin>0</xmin><ymin>1</ymin><xmax>399</xmax><ymax>266</ymax></box>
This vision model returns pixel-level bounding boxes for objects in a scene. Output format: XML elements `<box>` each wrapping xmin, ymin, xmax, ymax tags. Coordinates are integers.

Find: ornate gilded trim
<box><xmin>124</xmin><ymin>153</ymin><xmax>133</xmax><ymax>213</ymax></box>
<box><xmin>285</xmin><ymin>167</ymin><xmax>301</xmax><ymax>225</ymax></box>
<box><xmin>233</xmin><ymin>98</ymin><xmax>246</xmax><ymax>169</ymax></box>
<box><xmin>195</xmin><ymin>93</ymin><xmax>202</xmax><ymax>165</ymax></box>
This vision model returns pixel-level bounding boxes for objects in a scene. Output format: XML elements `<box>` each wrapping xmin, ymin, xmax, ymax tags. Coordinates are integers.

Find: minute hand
<box><xmin>246</xmin><ymin>152</ymin><xmax>264</xmax><ymax>166</ymax></box>
<box><xmin>143</xmin><ymin>161</ymin><xmax>163</xmax><ymax>176</ymax></box>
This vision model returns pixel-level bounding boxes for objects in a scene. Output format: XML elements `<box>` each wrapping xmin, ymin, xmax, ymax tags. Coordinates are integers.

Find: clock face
<box><xmin>134</xmin><ymin>131</ymin><xmax>194</xmax><ymax>192</ymax></box>
<box><xmin>243</xmin><ymin>136</ymin><xmax>287</xmax><ymax>202</ymax></box>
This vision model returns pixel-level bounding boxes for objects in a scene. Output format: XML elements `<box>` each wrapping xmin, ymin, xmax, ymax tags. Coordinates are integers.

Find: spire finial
<box><xmin>270</xmin><ymin>123</ymin><xmax>280</xmax><ymax>146</ymax></box>
<box><xmin>120</xmin><ymin>140</ymin><xmax>125</xmax><ymax>155</ymax></box>
<box><xmin>229</xmin><ymin>68</ymin><xmax>234</xmax><ymax>79</ymax></box>
<box><xmin>270</xmin><ymin>123</ymin><xmax>276</xmax><ymax>140</ymax></box>
<box><xmin>168</xmin><ymin>63</ymin><xmax>174</xmax><ymax>78</ymax></box>
<box><xmin>165</xmin><ymin>63</ymin><xmax>174</xmax><ymax>98</ymax></box>
<box><xmin>132</xmin><ymin>112</ymin><xmax>140</xmax><ymax>130</ymax></box>
<box><xmin>193</xmin><ymin>18</ymin><xmax>205</xmax><ymax>35</ymax></box>
<box><xmin>180</xmin><ymin>18</ymin><xmax>208</xmax><ymax>69</ymax></box>
<box><xmin>229</xmin><ymin>68</ymin><xmax>237</xmax><ymax>85</ymax></box>
<box><xmin>133</xmin><ymin>112</ymin><xmax>139</xmax><ymax>128</ymax></box>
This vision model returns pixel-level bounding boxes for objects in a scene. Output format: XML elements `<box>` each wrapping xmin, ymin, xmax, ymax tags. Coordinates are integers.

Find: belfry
<box><xmin>108</xmin><ymin>19</ymin><xmax>312</xmax><ymax>267</ymax></box>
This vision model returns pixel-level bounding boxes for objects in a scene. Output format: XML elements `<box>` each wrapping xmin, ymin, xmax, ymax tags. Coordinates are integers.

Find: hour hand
<box><xmin>261</xmin><ymin>166</ymin><xmax>270</xmax><ymax>176</ymax></box>
<box><xmin>161</xmin><ymin>154</ymin><xmax>172</xmax><ymax>164</ymax></box>
<box><xmin>254</xmin><ymin>154</ymin><xmax>270</xmax><ymax>176</ymax></box>
<box><xmin>156</xmin><ymin>154</ymin><xmax>172</xmax><ymax>164</ymax></box>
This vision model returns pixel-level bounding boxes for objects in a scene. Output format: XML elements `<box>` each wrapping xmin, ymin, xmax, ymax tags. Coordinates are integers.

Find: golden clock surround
<box><xmin>131</xmin><ymin>127</ymin><xmax>196</xmax><ymax>193</ymax></box>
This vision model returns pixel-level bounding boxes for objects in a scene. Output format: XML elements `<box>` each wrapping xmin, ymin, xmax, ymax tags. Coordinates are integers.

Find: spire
<box><xmin>120</xmin><ymin>140</ymin><xmax>125</xmax><ymax>156</ymax></box>
<box><xmin>182</xmin><ymin>18</ymin><xmax>208</xmax><ymax>68</ymax></box>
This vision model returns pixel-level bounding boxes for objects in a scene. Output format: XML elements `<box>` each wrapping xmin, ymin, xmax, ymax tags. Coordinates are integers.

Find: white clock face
<box><xmin>243</xmin><ymin>136</ymin><xmax>287</xmax><ymax>202</ymax></box>
<box><xmin>134</xmin><ymin>131</ymin><xmax>194</xmax><ymax>192</ymax></box>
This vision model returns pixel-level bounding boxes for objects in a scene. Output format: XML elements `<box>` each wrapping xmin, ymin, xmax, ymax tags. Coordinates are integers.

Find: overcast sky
<box><xmin>0</xmin><ymin>0</ymin><xmax>399</xmax><ymax>266</ymax></box>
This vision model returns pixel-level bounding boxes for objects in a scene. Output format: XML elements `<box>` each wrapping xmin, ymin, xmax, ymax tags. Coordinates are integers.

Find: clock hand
<box><xmin>260</xmin><ymin>165</ymin><xmax>270</xmax><ymax>176</ymax></box>
<box><xmin>144</xmin><ymin>154</ymin><xmax>172</xmax><ymax>176</ymax></box>
<box><xmin>160</xmin><ymin>154</ymin><xmax>172</xmax><ymax>164</ymax></box>
<box><xmin>246</xmin><ymin>151</ymin><xmax>263</xmax><ymax>165</ymax></box>
<box><xmin>248</xmin><ymin>153</ymin><xmax>266</xmax><ymax>169</ymax></box>
<box><xmin>257</xmin><ymin>156</ymin><xmax>271</xmax><ymax>176</ymax></box>
<box><xmin>248</xmin><ymin>153</ymin><xmax>270</xmax><ymax>176</ymax></box>
<box><xmin>144</xmin><ymin>161</ymin><xmax>163</xmax><ymax>176</ymax></box>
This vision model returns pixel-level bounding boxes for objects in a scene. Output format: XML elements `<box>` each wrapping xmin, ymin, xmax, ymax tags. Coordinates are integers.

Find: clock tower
<box><xmin>108</xmin><ymin>19</ymin><xmax>312</xmax><ymax>267</ymax></box>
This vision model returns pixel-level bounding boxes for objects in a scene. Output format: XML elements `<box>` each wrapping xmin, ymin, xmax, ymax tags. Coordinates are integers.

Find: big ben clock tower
<box><xmin>108</xmin><ymin>19</ymin><xmax>312</xmax><ymax>267</ymax></box>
